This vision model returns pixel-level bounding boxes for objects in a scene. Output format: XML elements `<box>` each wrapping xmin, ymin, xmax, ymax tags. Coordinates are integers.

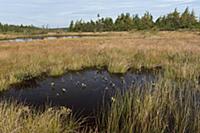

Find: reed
<box><xmin>97</xmin><ymin>79</ymin><xmax>200</xmax><ymax>132</ymax></box>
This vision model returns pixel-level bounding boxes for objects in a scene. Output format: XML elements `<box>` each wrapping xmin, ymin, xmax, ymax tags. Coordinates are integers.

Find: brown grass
<box><xmin>0</xmin><ymin>102</ymin><xmax>81</xmax><ymax>133</ymax></box>
<box><xmin>0</xmin><ymin>31</ymin><xmax>200</xmax><ymax>132</ymax></box>
<box><xmin>0</xmin><ymin>31</ymin><xmax>200</xmax><ymax>91</ymax></box>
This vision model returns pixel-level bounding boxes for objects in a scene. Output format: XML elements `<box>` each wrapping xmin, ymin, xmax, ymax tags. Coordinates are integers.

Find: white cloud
<box><xmin>163</xmin><ymin>0</ymin><xmax>196</xmax><ymax>4</ymax></box>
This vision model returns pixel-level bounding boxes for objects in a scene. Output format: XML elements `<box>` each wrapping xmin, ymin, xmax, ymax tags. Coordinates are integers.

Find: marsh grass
<box><xmin>1</xmin><ymin>31</ymin><xmax>200</xmax><ymax>91</ymax></box>
<box><xmin>98</xmin><ymin>79</ymin><xmax>200</xmax><ymax>132</ymax></box>
<box><xmin>0</xmin><ymin>102</ymin><xmax>83</xmax><ymax>133</ymax></box>
<box><xmin>0</xmin><ymin>31</ymin><xmax>200</xmax><ymax>132</ymax></box>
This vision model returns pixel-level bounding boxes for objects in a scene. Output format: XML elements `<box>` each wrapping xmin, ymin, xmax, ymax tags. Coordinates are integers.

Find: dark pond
<box><xmin>0</xmin><ymin>69</ymin><xmax>156</xmax><ymax>116</ymax></box>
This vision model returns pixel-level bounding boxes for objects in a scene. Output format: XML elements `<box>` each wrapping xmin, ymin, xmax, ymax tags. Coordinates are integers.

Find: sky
<box><xmin>0</xmin><ymin>0</ymin><xmax>199</xmax><ymax>28</ymax></box>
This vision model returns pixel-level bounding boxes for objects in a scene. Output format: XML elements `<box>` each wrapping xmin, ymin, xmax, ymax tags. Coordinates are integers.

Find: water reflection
<box><xmin>2</xmin><ymin>35</ymin><xmax>81</xmax><ymax>42</ymax></box>
<box><xmin>0</xmin><ymin>69</ymin><xmax>156</xmax><ymax>115</ymax></box>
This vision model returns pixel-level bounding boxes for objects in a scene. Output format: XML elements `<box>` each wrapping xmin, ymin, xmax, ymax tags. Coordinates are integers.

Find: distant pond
<box><xmin>0</xmin><ymin>35</ymin><xmax>96</xmax><ymax>42</ymax></box>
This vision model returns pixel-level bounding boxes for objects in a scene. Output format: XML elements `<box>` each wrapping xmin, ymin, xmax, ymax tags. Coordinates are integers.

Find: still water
<box><xmin>0</xmin><ymin>69</ymin><xmax>156</xmax><ymax>115</ymax></box>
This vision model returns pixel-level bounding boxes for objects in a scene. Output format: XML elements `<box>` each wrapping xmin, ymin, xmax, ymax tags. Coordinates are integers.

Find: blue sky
<box><xmin>0</xmin><ymin>0</ymin><xmax>199</xmax><ymax>28</ymax></box>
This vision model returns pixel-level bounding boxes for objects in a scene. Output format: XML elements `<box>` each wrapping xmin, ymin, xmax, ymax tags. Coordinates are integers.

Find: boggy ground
<box><xmin>0</xmin><ymin>31</ymin><xmax>200</xmax><ymax>132</ymax></box>
<box><xmin>0</xmin><ymin>31</ymin><xmax>200</xmax><ymax>91</ymax></box>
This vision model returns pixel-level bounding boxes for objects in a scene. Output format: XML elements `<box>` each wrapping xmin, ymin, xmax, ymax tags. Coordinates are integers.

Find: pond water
<box><xmin>1</xmin><ymin>35</ymin><xmax>82</xmax><ymax>42</ymax></box>
<box><xmin>0</xmin><ymin>69</ymin><xmax>156</xmax><ymax>116</ymax></box>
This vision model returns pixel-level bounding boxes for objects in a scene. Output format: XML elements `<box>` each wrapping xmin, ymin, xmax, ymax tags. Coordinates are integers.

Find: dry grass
<box><xmin>0</xmin><ymin>31</ymin><xmax>200</xmax><ymax>132</ymax></box>
<box><xmin>0</xmin><ymin>102</ymin><xmax>81</xmax><ymax>133</ymax></box>
<box><xmin>0</xmin><ymin>31</ymin><xmax>200</xmax><ymax>91</ymax></box>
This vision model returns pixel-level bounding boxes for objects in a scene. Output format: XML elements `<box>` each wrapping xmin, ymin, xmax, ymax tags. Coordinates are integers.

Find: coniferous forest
<box><xmin>69</xmin><ymin>8</ymin><xmax>200</xmax><ymax>32</ymax></box>
<box><xmin>0</xmin><ymin>23</ymin><xmax>43</xmax><ymax>34</ymax></box>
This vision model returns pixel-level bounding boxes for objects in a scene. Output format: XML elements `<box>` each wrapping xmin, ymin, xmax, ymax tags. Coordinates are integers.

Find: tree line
<box><xmin>68</xmin><ymin>8</ymin><xmax>200</xmax><ymax>32</ymax></box>
<box><xmin>0</xmin><ymin>23</ymin><xmax>47</xmax><ymax>34</ymax></box>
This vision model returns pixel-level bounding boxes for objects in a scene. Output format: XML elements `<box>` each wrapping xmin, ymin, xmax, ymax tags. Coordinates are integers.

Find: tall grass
<box><xmin>0</xmin><ymin>102</ymin><xmax>81</xmax><ymax>133</ymax></box>
<box><xmin>1</xmin><ymin>79</ymin><xmax>199</xmax><ymax>132</ymax></box>
<box><xmin>98</xmin><ymin>79</ymin><xmax>200</xmax><ymax>132</ymax></box>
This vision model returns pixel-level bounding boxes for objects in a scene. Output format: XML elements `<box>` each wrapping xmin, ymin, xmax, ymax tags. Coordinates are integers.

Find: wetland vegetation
<box><xmin>0</xmin><ymin>31</ymin><xmax>200</xmax><ymax>132</ymax></box>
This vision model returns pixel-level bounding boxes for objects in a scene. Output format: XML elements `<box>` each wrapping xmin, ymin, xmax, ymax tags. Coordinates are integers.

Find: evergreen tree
<box><xmin>69</xmin><ymin>21</ymin><xmax>74</xmax><ymax>32</ymax></box>
<box><xmin>139</xmin><ymin>12</ymin><xmax>154</xmax><ymax>30</ymax></box>
<box><xmin>180</xmin><ymin>7</ymin><xmax>196</xmax><ymax>28</ymax></box>
<box><xmin>190</xmin><ymin>10</ymin><xmax>198</xmax><ymax>28</ymax></box>
<box><xmin>165</xmin><ymin>8</ymin><xmax>181</xmax><ymax>30</ymax></box>
<box><xmin>102</xmin><ymin>17</ymin><xmax>114</xmax><ymax>31</ymax></box>
<box><xmin>68</xmin><ymin>8</ymin><xmax>200</xmax><ymax>32</ymax></box>
<box><xmin>115</xmin><ymin>13</ymin><xmax>133</xmax><ymax>31</ymax></box>
<box><xmin>132</xmin><ymin>14</ymin><xmax>141</xmax><ymax>30</ymax></box>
